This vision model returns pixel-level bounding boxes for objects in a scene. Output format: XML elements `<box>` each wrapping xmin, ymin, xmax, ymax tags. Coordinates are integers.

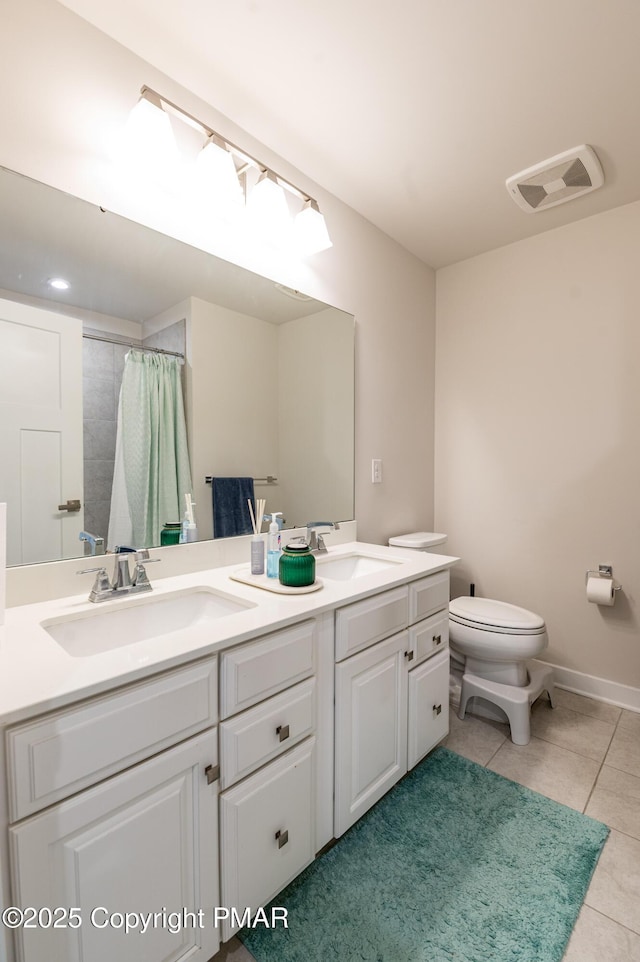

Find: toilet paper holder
<box><xmin>585</xmin><ymin>565</ymin><xmax>622</xmax><ymax>590</ymax></box>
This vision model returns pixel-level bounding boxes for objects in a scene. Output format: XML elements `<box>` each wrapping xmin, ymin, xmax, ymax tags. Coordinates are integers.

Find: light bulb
<box><xmin>294</xmin><ymin>200</ymin><xmax>332</xmax><ymax>255</ymax></box>
<box><xmin>246</xmin><ymin>170</ymin><xmax>292</xmax><ymax>247</ymax></box>
<box><xmin>193</xmin><ymin>138</ymin><xmax>242</xmax><ymax>218</ymax></box>
<box><xmin>117</xmin><ymin>92</ymin><xmax>179</xmax><ymax>183</ymax></box>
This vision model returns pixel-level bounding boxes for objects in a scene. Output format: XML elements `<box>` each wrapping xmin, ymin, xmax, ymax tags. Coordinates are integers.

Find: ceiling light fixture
<box><xmin>124</xmin><ymin>86</ymin><xmax>332</xmax><ymax>254</ymax></box>
<box><xmin>48</xmin><ymin>277</ymin><xmax>71</xmax><ymax>291</ymax></box>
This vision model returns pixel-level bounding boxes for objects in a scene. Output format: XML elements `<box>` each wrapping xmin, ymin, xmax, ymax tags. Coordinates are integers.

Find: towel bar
<box><xmin>205</xmin><ymin>476</ymin><xmax>277</xmax><ymax>484</ymax></box>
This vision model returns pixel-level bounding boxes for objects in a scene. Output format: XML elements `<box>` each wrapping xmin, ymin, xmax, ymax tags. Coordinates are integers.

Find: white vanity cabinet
<box><xmin>334</xmin><ymin>571</ymin><xmax>450</xmax><ymax>836</ymax></box>
<box><xmin>218</xmin><ymin>619</ymin><xmax>320</xmax><ymax>943</ymax></box>
<box><xmin>6</xmin><ymin>658</ymin><xmax>220</xmax><ymax>962</ymax></box>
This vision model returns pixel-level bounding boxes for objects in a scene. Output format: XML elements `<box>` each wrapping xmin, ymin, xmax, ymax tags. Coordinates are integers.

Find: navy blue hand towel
<box><xmin>211</xmin><ymin>477</ymin><xmax>255</xmax><ymax>538</ymax></box>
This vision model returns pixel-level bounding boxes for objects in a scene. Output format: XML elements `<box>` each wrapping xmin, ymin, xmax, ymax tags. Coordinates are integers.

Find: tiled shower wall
<box><xmin>81</xmin><ymin>319</ymin><xmax>186</xmax><ymax>550</ymax></box>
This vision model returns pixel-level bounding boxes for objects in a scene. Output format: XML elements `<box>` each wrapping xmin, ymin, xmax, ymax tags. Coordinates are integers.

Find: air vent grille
<box><xmin>506</xmin><ymin>145</ymin><xmax>604</xmax><ymax>213</ymax></box>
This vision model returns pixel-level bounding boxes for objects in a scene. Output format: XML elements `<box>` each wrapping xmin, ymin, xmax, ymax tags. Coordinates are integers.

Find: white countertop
<box><xmin>0</xmin><ymin>542</ymin><xmax>458</xmax><ymax>726</ymax></box>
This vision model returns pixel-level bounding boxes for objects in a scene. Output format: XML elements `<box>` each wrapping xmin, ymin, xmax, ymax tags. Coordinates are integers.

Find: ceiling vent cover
<box><xmin>506</xmin><ymin>145</ymin><xmax>604</xmax><ymax>213</ymax></box>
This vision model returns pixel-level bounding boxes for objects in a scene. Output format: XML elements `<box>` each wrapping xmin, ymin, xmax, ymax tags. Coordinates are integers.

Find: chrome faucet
<box><xmin>306</xmin><ymin>521</ymin><xmax>340</xmax><ymax>554</ymax></box>
<box><xmin>78</xmin><ymin>548</ymin><xmax>161</xmax><ymax>603</ymax></box>
<box><xmin>79</xmin><ymin>530</ymin><xmax>105</xmax><ymax>556</ymax></box>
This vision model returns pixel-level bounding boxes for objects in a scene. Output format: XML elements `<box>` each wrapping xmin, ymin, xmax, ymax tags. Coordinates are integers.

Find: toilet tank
<box><xmin>388</xmin><ymin>532</ymin><xmax>447</xmax><ymax>553</ymax></box>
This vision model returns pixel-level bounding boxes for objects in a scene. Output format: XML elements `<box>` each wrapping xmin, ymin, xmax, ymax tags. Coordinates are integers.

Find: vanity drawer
<box><xmin>335</xmin><ymin>585</ymin><xmax>408</xmax><ymax>661</ymax></box>
<box><xmin>220</xmin><ymin>678</ymin><xmax>315</xmax><ymax>789</ymax></box>
<box><xmin>408</xmin><ymin>571</ymin><xmax>450</xmax><ymax>624</ymax></box>
<box><xmin>408</xmin><ymin>611</ymin><xmax>449</xmax><ymax>667</ymax></box>
<box><xmin>6</xmin><ymin>657</ymin><xmax>218</xmax><ymax>821</ymax></box>
<box><xmin>220</xmin><ymin>620</ymin><xmax>316</xmax><ymax>719</ymax></box>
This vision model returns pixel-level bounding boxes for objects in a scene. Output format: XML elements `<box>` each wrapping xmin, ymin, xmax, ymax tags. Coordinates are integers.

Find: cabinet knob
<box><xmin>433</xmin><ymin>704</ymin><xmax>442</xmax><ymax>717</ymax></box>
<box><xmin>275</xmin><ymin>829</ymin><xmax>289</xmax><ymax>849</ymax></box>
<box><xmin>404</xmin><ymin>650</ymin><xmax>415</xmax><ymax>661</ymax></box>
<box><xmin>204</xmin><ymin>764</ymin><xmax>220</xmax><ymax>785</ymax></box>
<box><xmin>276</xmin><ymin>724</ymin><xmax>290</xmax><ymax>742</ymax></box>
<box><xmin>433</xmin><ymin>634</ymin><xmax>442</xmax><ymax>646</ymax></box>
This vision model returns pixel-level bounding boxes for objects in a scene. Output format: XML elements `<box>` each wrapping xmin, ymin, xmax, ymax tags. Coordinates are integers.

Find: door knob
<box><xmin>58</xmin><ymin>499</ymin><xmax>81</xmax><ymax>512</ymax></box>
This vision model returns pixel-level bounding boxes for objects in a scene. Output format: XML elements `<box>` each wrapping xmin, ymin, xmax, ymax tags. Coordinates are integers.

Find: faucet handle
<box><xmin>132</xmin><ymin>554</ymin><xmax>160</xmax><ymax>588</ymax></box>
<box><xmin>77</xmin><ymin>566</ymin><xmax>112</xmax><ymax>601</ymax></box>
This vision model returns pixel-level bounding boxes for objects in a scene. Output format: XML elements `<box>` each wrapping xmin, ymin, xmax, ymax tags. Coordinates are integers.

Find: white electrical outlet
<box><xmin>371</xmin><ymin>459</ymin><xmax>383</xmax><ymax>483</ymax></box>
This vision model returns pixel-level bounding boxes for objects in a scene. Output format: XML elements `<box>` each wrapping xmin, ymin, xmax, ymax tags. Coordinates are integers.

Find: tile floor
<box><xmin>213</xmin><ymin>688</ymin><xmax>640</xmax><ymax>962</ymax></box>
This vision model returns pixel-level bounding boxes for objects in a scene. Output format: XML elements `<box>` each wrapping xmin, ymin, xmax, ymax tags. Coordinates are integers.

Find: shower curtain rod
<box><xmin>82</xmin><ymin>331</ymin><xmax>184</xmax><ymax>360</ymax></box>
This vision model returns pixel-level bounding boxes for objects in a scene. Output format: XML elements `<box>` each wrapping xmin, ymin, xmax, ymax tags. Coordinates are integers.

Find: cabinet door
<box><xmin>10</xmin><ymin>730</ymin><xmax>219</xmax><ymax>962</ymax></box>
<box><xmin>407</xmin><ymin>648</ymin><xmax>450</xmax><ymax>769</ymax></box>
<box><xmin>220</xmin><ymin>738</ymin><xmax>315</xmax><ymax>942</ymax></box>
<box><xmin>334</xmin><ymin>631</ymin><xmax>408</xmax><ymax>837</ymax></box>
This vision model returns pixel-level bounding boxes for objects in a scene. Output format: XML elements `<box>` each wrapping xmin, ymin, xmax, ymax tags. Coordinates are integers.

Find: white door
<box><xmin>219</xmin><ymin>737</ymin><xmax>315</xmax><ymax>942</ymax></box>
<box><xmin>0</xmin><ymin>297</ymin><xmax>83</xmax><ymax>565</ymax></box>
<box><xmin>334</xmin><ymin>631</ymin><xmax>408</xmax><ymax>836</ymax></box>
<box><xmin>9</xmin><ymin>730</ymin><xmax>219</xmax><ymax>962</ymax></box>
<box><xmin>407</xmin><ymin>648</ymin><xmax>450</xmax><ymax>769</ymax></box>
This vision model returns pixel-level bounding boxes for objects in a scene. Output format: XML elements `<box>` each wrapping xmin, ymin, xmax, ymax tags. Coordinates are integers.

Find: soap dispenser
<box><xmin>266</xmin><ymin>512</ymin><xmax>283</xmax><ymax>578</ymax></box>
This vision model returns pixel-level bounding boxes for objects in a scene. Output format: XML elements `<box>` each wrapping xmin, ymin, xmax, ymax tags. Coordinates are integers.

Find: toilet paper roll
<box><xmin>586</xmin><ymin>575</ymin><xmax>615</xmax><ymax>606</ymax></box>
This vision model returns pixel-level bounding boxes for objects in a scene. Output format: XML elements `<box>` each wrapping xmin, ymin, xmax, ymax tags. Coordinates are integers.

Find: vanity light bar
<box><xmin>138</xmin><ymin>85</ymin><xmax>322</xmax><ymax>213</ymax></box>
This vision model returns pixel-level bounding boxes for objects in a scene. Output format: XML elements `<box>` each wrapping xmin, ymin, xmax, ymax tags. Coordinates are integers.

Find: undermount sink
<box><xmin>316</xmin><ymin>552</ymin><xmax>405</xmax><ymax>581</ymax></box>
<box><xmin>42</xmin><ymin>588</ymin><xmax>255</xmax><ymax>658</ymax></box>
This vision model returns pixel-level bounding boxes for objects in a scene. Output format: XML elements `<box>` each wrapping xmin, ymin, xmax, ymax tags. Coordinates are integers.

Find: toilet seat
<box><xmin>449</xmin><ymin>597</ymin><xmax>546</xmax><ymax>636</ymax></box>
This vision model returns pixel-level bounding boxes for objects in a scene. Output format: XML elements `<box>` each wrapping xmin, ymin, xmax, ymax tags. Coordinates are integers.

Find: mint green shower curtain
<box><xmin>108</xmin><ymin>350</ymin><xmax>192</xmax><ymax>550</ymax></box>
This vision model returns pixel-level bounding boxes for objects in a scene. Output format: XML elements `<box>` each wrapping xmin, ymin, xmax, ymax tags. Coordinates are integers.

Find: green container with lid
<box><xmin>279</xmin><ymin>539</ymin><xmax>315</xmax><ymax>588</ymax></box>
<box><xmin>160</xmin><ymin>521</ymin><xmax>182</xmax><ymax>546</ymax></box>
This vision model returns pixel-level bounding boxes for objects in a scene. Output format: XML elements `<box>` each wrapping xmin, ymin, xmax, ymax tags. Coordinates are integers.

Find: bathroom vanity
<box><xmin>0</xmin><ymin>542</ymin><xmax>457</xmax><ymax>962</ymax></box>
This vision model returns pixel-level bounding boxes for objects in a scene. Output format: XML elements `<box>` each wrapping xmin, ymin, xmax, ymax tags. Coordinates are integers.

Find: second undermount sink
<box><xmin>42</xmin><ymin>588</ymin><xmax>255</xmax><ymax>658</ymax></box>
<box><xmin>316</xmin><ymin>552</ymin><xmax>406</xmax><ymax>581</ymax></box>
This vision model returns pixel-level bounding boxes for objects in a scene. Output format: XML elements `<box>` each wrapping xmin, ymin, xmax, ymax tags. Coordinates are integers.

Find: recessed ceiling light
<box><xmin>48</xmin><ymin>277</ymin><xmax>70</xmax><ymax>291</ymax></box>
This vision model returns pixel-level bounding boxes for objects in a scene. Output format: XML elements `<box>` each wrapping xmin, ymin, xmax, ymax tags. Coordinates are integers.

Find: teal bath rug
<box><xmin>240</xmin><ymin>747</ymin><xmax>609</xmax><ymax>962</ymax></box>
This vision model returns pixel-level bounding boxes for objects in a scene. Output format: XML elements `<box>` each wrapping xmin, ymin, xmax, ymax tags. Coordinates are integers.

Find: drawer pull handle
<box><xmin>404</xmin><ymin>650</ymin><xmax>415</xmax><ymax>661</ymax></box>
<box><xmin>276</xmin><ymin>724</ymin><xmax>290</xmax><ymax>742</ymax></box>
<box><xmin>275</xmin><ymin>829</ymin><xmax>289</xmax><ymax>849</ymax></box>
<box><xmin>433</xmin><ymin>704</ymin><xmax>442</xmax><ymax>717</ymax></box>
<box><xmin>204</xmin><ymin>764</ymin><xmax>220</xmax><ymax>785</ymax></box>
<box><xmin>433</xmin><ymin>634</ymin><xmax>442</xmax><ymax>646</ymax></box>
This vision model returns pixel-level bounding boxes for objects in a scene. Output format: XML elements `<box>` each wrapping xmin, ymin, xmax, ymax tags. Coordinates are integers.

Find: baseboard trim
<box><xmin>532</xmin><ymin>659</ymin><xmax>640</xmax><ymax>714</ymax></box>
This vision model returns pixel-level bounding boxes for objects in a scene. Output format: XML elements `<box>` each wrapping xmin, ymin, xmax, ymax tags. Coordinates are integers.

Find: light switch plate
<box><xmin>371</xmin><ymin>459</ymin><xmax>383</xmax><ymax>484</ymax></box>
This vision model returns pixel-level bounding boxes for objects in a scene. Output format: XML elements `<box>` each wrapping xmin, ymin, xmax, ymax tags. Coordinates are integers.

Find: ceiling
<box><xmin>59</xmin><ymin>0</ymin><xmax>640</xmax><ymax>269</ymax></box>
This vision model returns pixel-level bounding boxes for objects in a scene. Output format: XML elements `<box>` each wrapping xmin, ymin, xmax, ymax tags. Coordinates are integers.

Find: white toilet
<box><xmin>388</xmin><ymin>532</ymin><xmax>555</xmax><ymax>745</ymax></box>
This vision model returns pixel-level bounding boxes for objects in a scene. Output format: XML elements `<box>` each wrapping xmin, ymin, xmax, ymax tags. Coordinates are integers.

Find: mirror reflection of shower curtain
<box><xmin>108</xmin><ymin>350</ymin><xmax>192</xmax><ymax>550</ymax></box>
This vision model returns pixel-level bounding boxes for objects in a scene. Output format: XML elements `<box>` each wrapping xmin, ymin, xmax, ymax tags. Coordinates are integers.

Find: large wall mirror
<box><xmin>0</xmin><ymin>166</ymin><xmax>355</xmax><ymax>567</ymax></box>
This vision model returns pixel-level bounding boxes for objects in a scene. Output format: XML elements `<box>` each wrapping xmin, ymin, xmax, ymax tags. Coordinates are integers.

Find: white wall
<box><xmin>435</xmin><ymin>201</ymin><xmax>640</xmax><ymax>691</ymax></box>
<box><xmin>0</xmin><ymin>0</ymin><xmax>436</xmax><ymax>548</ymax></box>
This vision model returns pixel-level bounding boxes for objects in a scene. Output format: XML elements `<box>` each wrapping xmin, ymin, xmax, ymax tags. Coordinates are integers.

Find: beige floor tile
<box><xmin>554</xmin><ymin>688</ymin><xmax>622</xmax><ymax>725</ymax></box>
<box><xmin>606</xmin><ymin>724</ymin><xmax>640</xmax><ymax>778</ymax></box>
<box><xmin>618</xmin><ymin>709</ymin><xmax>640</xmax><ymax>734</ymax></box>
<box><xmin>563</xmin><ymin>905</ymin><xmax>640</xmax><ymax>962</ymax></box>
<box><xmin>586</xmin><ymin>765</ymin><xmax>640</xmax><ymax>841</ymax></box>
<box><xmin>442</xmin><ymin>709</ymin><xmax>508</xmax><ymax>765</ymax></box>
<box><xmin>209</xmin><ymin>937</ymin><xmax>256</xmax><ymax>962</ymax></box>
<box><xmin>487</xmin><ymin>736</ymin><xmax>600</xmax><ymax>811</ymax></box>
<box><xmin>585</xmin><ymin>830</ymin><xmax>640</xmax><ymax>935</ymax></box>
<box><xmin>530</xmin><ymin>702</ymin><xmax>615</xmax><ymax>762</ymax></box>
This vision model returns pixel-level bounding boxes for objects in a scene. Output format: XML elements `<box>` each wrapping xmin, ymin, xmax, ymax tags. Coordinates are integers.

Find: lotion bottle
<box><xmin>266</xmin><ymin>512</ymin><xmax>283</xmax><ymax>578</ymax></box>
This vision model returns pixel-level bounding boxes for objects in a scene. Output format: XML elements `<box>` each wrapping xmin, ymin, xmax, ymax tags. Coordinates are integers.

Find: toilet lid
<box><xmin>449</xmin><ymin>597</ymin><xmax>545</xmax><ymax>633</ymax></box>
